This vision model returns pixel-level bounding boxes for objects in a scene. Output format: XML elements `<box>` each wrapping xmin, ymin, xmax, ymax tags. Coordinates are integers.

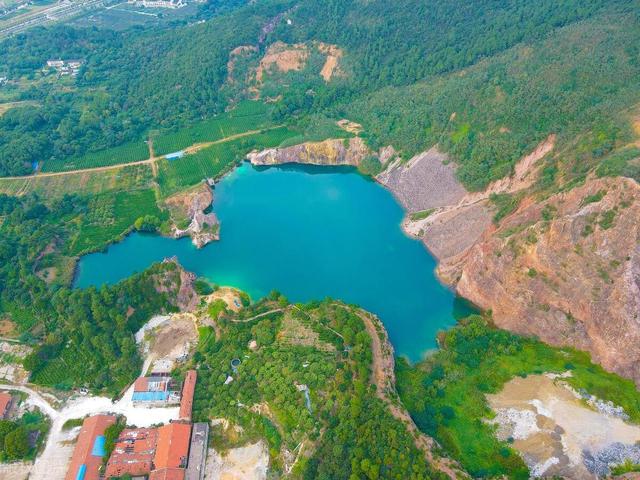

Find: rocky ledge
<box><xmin>247</xmin><ymin>137</ymin><xmax>372</xmax><ymax>166</ymax></box>
<box><xmin>164</xmin><ymin>183</ymin><xmax>219</xmax><ymax>248</ymax></box>
<box><xmin>452</xmin><ymin>177</ymin><xmax>640</xmax><ymax>384</ymax></box>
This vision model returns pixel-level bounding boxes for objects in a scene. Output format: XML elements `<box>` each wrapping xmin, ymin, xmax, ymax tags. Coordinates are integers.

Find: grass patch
<box><xmin>409</xmin><ymin>209</ymin><xmax>435</xmax><ymax>222</ymax></box>
<box><xmin>157</xmin><ymin>126</ymin><xmax>299</xmax><ymax>197</ymax></box>
<box><xmin>596</xmin><ymin>147</ymin><xmax>640</xmax><ymax>182</ymax></box>
<box><xmin>490</xmin><ymin>193</ymin><xmax>520</xmax><ymax>224</ymax></box>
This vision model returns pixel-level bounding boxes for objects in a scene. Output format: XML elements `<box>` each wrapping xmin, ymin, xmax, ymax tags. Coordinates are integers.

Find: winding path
<box><xmin>346</xmin><ymin>306</ymin><xmax>469</xmax><ymax>480</ymax></box>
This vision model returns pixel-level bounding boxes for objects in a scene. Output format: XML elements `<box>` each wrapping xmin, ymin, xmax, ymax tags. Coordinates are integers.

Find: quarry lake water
<box><xmin>75</xmin><ymin>162</ymin><xmax>473</xmax><ymax>361</ymax></box>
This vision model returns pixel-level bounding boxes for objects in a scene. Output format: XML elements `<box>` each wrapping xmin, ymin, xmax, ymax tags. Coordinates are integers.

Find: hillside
<box><xmin>2</xmin><ymin>0</ymin><xmax>640</xmax><ymax>478</ymax></box>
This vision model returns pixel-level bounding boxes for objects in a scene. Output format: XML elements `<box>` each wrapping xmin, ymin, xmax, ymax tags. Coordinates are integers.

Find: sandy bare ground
<box><xmin>396</xmin><ymin>135</ymin><xmax>555</xmax><ymax>264</ymax></box>
<box><xmin>487</xmin><ymin>374</ymin><xmax>640</xmax><ymax>478</ymax></box>
<box><xmin>205</xmin><ymin>287</ymin><xmax>243</xmax><ymax>313</ymax></box>
<box><xmin>204</xmin><ymin>441</ymin><xmax>269</xmax><ymax>480</ymax></box>
<box><xmin>0</xmin><ymin>461</ymin><xmax>31</xmax><ymax>480</ymax></box>
<box><xmin>377</xmin><ymin>147</ymin><xmax>467</xmax><ymax>212</ymax></box>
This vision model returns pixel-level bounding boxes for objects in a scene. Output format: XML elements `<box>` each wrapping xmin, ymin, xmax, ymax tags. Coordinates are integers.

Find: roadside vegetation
<box><xmin>397</xmin><ymin>315</ymin><xmax>640</xmax><ymax>478</ymax></box>
<box><xmin>0</xmin><ymin>410</ymin><xmax>49</xmax><ymax>462</ymax></box>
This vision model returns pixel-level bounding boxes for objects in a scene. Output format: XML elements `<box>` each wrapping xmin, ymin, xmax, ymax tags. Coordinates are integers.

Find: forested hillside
<box><xmin>1</xmin><ymin>0</ymin><xmax>638</xmax><ymax>185</ymax></box>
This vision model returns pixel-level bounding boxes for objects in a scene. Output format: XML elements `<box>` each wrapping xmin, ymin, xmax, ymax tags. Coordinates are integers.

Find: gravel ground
<box><xmin>377</xmin><ymin>148</ymin><xmax>466</xmax><ymax>212</ymax></box>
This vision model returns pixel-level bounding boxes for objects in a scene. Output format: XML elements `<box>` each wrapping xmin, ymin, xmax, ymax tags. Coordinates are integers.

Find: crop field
<box><xmin>69</xmin><ymin>188</ymin><xmax>167</xmax><ymax>255</ymax></box>
<box><xmin>71</xmin><ymin>1</ymin><xmax>199</xmax><ymax>30</ymax></box>
<box><xmin>31</xmin><ymin>343</ymin><xmax>96</xmax><ymax>388</ymax></box>
<box><xmin>0</xmin><ymin>164</ymin><xmax>154</xmax><ymax>198</ymax></box>
<box><xmin>41</xmin><ymin>140</ymin><xmax>149</xmax><ymax>173</ymax></box>
<box><xmin>157</xmin><ymin>126</ymin><xmax>298</xmax><ymax>197</ymax></box>
<box><xmin>153</xmin><ymin>101</ymin><xmax>273</xmax><ymax>156</ymax></box>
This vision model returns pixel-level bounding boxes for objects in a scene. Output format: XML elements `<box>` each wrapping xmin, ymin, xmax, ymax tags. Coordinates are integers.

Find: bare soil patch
<box><xmin>204</xmin><ymin>441</ymin><xmax>269</xmax><ymax>480</ymax></box>
<box><xmin>487</xmin><ymin>374</ymin><xmax>640</xmax><ymax>479</ymax></box>
<box><xmin>256</xmin><ymin>42</ymin><xmax>308</xmax><ymax>83</ymax></box>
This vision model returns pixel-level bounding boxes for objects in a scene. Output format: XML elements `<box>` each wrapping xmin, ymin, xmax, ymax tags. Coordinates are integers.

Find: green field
<box><xmin>0</xmin><ymin>164</ymin><xmax>154</xmax><ymax>198</ymax></box>
<box><xmin>157</xmin><ymin>126</ymin><xmax>299</xmax><ymax>197</ymax></box>
<box><xmin>69</xmin><ymin>188</ymin><xmax>167</xmax><ymax>255</ymax></box>
<box><xmin>153</xmin><ymin>101</ymin><xmax>273</xmax><ymax>156</ymax></box>
<box><xmin>41</xmin><ymin>140</ymin><xmax>149</xmax><ymax>173</ymax></box>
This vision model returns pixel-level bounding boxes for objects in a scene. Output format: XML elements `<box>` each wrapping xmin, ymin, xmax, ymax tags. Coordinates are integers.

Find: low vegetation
<box><xmin>397</xmin><ymin>315</ymin><xmax>640</xmax><ymax>478</ymax></box>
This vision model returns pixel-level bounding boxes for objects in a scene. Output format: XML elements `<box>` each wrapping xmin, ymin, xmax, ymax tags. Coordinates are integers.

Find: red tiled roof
<box><xmin>154</xmin><ymin>423</ymin><xmax>192</xmax><ymax>470</ymax></box>
<box><xmin>65</xmin><ymin>415</ymin><xmax>117</xmax><ymax>480</ymax></box>
<box><xmin>179</xmin><ymin>370</ymin><xmax>197</xmax><ymax>421</ymax></box>
<box><xmin>149</xmin><ymin>467</ymin><xmax>186</xmax><ymax>480</ymax></box>
<box><xmin>0</xmin><ymin>392</ymin><xmax>11</xmax><ymax>418</ymax></box>
<box><xmin>134</xmin><ymin>377</ymin><xmax>149</xmax><ymax>392</ymax></box>
<box><xmin>105</xmin><ymin>428</ymin><xmax>159</xmax><ymax>478</ymax></box>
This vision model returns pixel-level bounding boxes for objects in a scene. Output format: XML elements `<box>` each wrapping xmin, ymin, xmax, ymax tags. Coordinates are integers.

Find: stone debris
<box><xmin>583</xmin><ymin>442</ymin><xmax>640</xmax><ymax>477</ymax></box>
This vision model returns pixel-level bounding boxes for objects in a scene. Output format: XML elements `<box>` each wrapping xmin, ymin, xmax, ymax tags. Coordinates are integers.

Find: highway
<box><xmin>0</xmin><ymin>0</ymin><xmax>115</xmax><ymax>39</ymax></box>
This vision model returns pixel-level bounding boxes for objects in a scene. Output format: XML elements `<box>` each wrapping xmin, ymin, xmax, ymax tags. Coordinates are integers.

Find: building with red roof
<box><xmin>154</xmin><ymin>423</ymin><xmax>192</xmax><ymax>470</ymax></box>
<box><xmin>150</xmin><ymin>467</ymin><xmax>186</xmax><ymax>480</ymax></box>
<box><xmin>0</xmin><ymin>392</ymin><xmax>12</xmax><ymax>419</ymax></box>
<box><xmin>104</xmin><ymin>427</ymin><xmax>159</xmax><ymax>478</ymax></box>
<box><xmin>65</xmin><ymin>415</ymin><xmax>116</xmax><ymax>480</ymax></box>
<box><xmin>178</xmin><ymin>370</ymin><xmax>197</xmax><ymax>422</ymax></box>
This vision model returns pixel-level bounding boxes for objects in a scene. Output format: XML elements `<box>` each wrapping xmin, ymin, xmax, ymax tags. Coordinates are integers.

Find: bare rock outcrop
<box><xmin>451</xmin><ymin>177</ymin><xmax>640</xmax><ymax>383</ymax></box>
<box><xmin>377</xmin><ymin>147</ymin><xmax>467</xmax><ymax>212</ymax></box>
<box><xmin>154</xmin><ymin>259</ymin><xmax>200</xmax><ymax>312</ymax></box>
<box><xmin>165</xmin><ymin>183</ymin><xmax>219</xmax><ymax>248</ymax></box>
<box><xmin>247</xmin><ymin>137</ymin><xmax>371</xmax><ymax>167</ymax></box>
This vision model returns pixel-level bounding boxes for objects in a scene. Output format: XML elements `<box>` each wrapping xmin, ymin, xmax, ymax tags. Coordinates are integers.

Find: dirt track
<box><xmin>0</xmin><ymin>128</ymin><xmax>278</xmax><ymax>181</ymax></box>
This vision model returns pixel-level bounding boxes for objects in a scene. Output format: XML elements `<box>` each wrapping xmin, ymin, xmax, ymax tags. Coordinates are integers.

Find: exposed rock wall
<box><xmin>247</xmin><ymin>137</ymin><xmax>371</xmax><ymax>167</ymax></box>
<box><xmin>165</xmin><ymin>183</ymin><xmax>219</xmax><ymax>248</ymax></box>
<box><xmin>376</xmin><ymin>148</ymin><xmax>467</xmax><ymax>212</ymax></box>
<box><xmin>453</xmin><ymin>177</ymin><xmax>640</xmax><ymax>383</ymax></box>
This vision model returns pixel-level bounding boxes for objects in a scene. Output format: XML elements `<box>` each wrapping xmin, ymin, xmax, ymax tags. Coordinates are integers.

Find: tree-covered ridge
<box><xmin>1</xmin><ymin>0</ymin><xmax>638</xmax><ymax>187</ymax></box>
<box><xmin>191</xmin><ymin>295</ymin><xmax>444</xmax><ymax>479</ymax></box>
<box><xmin>341</xmin><ymin>11</ymin><xmax>640</xmax><ymax>190</ymax></box>
<box><xmin>276</xmin><ymin>0</ymin><xmax>620</xmax><ymax>89</ymax></box>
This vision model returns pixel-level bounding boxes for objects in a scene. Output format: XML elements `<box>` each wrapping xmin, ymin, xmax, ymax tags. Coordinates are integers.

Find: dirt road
<box><xmin>0</xmin><ymin>128</ymin><xmax>279</xmax><ymax>181</ymax></box>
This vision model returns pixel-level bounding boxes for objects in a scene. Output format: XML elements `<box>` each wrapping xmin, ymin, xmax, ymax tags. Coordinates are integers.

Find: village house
<box><xmin>65</xmin><ymin>415</ymin><xmax>117</xmax><ymax>480</ymax></box>
<box><xmin>132</xmin><ymin>375</ymin><xmax>181</xmax><ymax>405</ymax></box>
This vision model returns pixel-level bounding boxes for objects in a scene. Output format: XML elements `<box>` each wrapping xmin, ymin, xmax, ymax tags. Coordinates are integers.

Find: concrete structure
<box><xmin>103</xmin><ymin>422</ymin><xmax>192</xmax><ymax>480</ymax></box>
<box><xmin>65</xmin><ymin>415</ymin><xmax>117</xmax><ymax>480</ymax></box>
<box><xmin>179</xmin><ymin>370</ymin><xmax>196</xmax><ymax>422</ymax></box>
<box><xmin>185</xmin><ymin>423</ymin><xmax>209</xmax><ymax>480</ymax></box>
<box><xmin>132</xmin><ymin>375</ymin><xmax>179</xmax><ymax>404</ymax></box>
<box><xmin>105</xmin><ymin>428</ymin><xmax>158</xmax><ymax>478</ymax></box>
<box><xmin>0</xmin><ymin>392</ymin><xmax>12</xmax><ymax>419</ymax></box>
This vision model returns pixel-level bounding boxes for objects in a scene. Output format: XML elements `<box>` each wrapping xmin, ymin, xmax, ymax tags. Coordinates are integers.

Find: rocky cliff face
<box><xmin>165</xmin><ymin>183</ymin><xmax>219</xmax><ymax>248</ymax></box>
<box><xmin>451</xmin><ymin>177</ymin><xmax>640</xmax><ymax>383</ymax></box>
<box><xmin>247</xmin><ymin>137</ymin><xmax>371</xmax><ymax>166</ymax></box>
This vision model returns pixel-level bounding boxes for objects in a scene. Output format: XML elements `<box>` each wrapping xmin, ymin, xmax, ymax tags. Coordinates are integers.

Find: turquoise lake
<box><xmin>75</xmin><ymin>163</ymin><xmax>471</xmax><ymax>361</ymax></box>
